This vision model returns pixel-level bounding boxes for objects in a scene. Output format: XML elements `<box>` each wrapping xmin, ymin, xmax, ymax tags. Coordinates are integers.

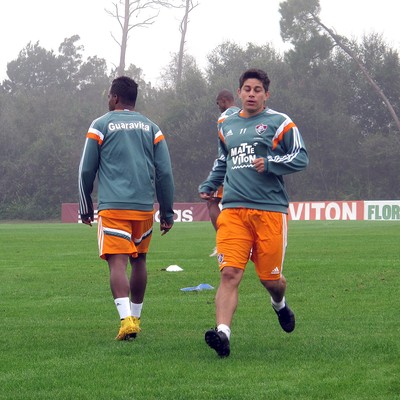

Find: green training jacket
<box><xmin>199</xmin><ymin>108</ymin><xmax>309</xmax><ymax>213</ymax></box>
<box><xmin>78</xmin><ymin>110</ymin><xmax>174</xmax><ymax>223</ymax></box>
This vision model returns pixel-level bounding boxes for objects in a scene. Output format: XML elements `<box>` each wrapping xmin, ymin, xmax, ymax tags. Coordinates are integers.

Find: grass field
<box><xmin>0</xmin><ymin>221</ymin><xmax>399</xmax><ymax>400</ymax></box>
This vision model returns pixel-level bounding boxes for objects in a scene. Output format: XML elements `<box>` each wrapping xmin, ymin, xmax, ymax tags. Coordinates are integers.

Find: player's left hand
<box><xmin>81</xmin><ymin>216</ymin><xmax>93</xmax><ymax>226</ymax></box>
<box><xmin>252</xmin><ymin>157</ymin><xmax>266</xmax><ymax>173</ymax></box>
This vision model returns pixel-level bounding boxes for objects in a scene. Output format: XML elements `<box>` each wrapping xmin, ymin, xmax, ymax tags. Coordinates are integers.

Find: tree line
<box><xmin>0</xmin><ymin>11</ymin><xmax>399</xmax><ymax>219</ymax></box>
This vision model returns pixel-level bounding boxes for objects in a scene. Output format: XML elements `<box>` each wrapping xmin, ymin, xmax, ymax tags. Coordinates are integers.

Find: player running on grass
<box><xmin>199</xmin><ymin>68</ymin><xmax>309</xmax><ymax>357</ymax></box>
<box><xmin>78</xmin><ymin>76</ymin><xmax>174</xmax><ymax>341</ymax></box>
<box><xmin>206</xmin><ymin>89</ymin><xmax>240</xmax><ymax>257</ymax></box>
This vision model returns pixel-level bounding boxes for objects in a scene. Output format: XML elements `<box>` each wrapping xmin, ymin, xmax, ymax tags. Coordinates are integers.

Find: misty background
<box><xmin>0</xmin><ymin>0</ymin><xmax>399</xmax><ymax>220</ymax></box>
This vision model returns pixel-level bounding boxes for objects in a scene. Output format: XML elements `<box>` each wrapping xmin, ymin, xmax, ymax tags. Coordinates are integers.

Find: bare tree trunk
<box><xmin>106</xmin><ymin>1</ymin><xmax>185</xmax><ymax>78</ymax></box>
<box><xmin>314</xmin><ymin>16</ymin><xmax>400</xmax><ymax>132</ymax></box>
<box><xmin>177</xmin><ymin>0</ymin><xmax>189</xmax><ymax>86</ymax></box>
<box><xmin>177</xmin><ymin>0</ymin><xmax>198</xmax><ymax>87</ymax></box>
<box><xmin>117</xmin><ymin>0</ymin><xmax>130</xmax><ymax>76</ymax></box>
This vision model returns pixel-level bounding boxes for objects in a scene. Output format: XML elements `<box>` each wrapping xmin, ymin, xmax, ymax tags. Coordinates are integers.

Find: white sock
<box><xmin>271</xmin><ymin>296</ymin><xmax>286</xmax><ymax>312</ymax></box>
<box><xmin>114</xmin><ymin>297</ymin><xmax>131</xmax><ymax>320</ymax></box>
<box><xmin>131</xmin><ymin>302</ymin><xmax>143</xmax><ymax>318</ymax></box>
<box><xmin>217</xmin><ymin>324</ymin><xmax>231</xmax><ymax>340</ymax></box>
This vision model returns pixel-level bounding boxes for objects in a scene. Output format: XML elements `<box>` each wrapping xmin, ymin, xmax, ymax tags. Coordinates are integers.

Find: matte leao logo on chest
<box><xmin>230</xmin><ymin>143</ymin><xmax>256</xmax><ymax>169</ymax></box>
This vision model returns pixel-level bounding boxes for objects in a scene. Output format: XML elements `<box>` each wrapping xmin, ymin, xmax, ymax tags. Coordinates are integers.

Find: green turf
<box><xmin>0</xmin><ymin>221</ymin><xmax>399</xmax><ymax>400</ymax></box>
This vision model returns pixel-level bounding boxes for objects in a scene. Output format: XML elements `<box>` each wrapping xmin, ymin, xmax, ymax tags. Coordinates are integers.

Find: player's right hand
<box><xmin>199</xmin><ymin>191</ymin><xmax>214</xmax><ymax>201</ymax></box>
<box><xmin>160</xmin><ymin>218</ymin><xmax>174</xmax><ymax>235</ymax></box>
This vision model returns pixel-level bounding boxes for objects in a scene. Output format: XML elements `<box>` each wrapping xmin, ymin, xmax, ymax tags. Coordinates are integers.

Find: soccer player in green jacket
<box><xmin>199</xmin><ymin>68</ymin><xmax>309</xmax><ymax>357</ymax></box>
<box><xmin>207</xmin><ymin>89</ymin><xmax>240</xmax><ymax>257</ymax></box>
<box><xmin>79</xmin><ymin>76</ymin><xmax>174</xmax><ymax>340</ymax></box>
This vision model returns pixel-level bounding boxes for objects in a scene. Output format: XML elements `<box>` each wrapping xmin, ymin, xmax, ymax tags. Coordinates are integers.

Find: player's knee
<box><xmin>260</xmin><ymin>276</ymin><xmax>286</xmax><ymax>293</ymax></box>
<box><xmin>221</xmin><ymin>266</ymin><xmax>243</xmax><ymax>285</ymax></box>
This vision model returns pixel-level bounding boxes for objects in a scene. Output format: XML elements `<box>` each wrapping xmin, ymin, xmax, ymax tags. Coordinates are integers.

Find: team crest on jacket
<box><xmin>255</xmin><ymin>124</ymin><xmax>268</xmax><ymax>135</ymax></box>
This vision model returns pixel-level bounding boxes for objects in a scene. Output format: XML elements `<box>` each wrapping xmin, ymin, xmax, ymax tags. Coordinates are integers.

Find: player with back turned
<box><xmin>78</xmin><ymin>76</ymin><xmax>174</xmax><ymax>341</ymax></box>
<box><xmin>199</xmin><ymin>68</ymin><xmax>309</xmax><ymax>357</ymax></box>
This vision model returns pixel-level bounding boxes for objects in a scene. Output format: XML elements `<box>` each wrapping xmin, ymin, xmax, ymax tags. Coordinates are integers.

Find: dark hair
<box><xmin>239</xmin><ymin>69</ymin><xmax>270</xmax><ymax>91</ymax></box>
<box><xmin>217</xmin><ymin>89</ymin><xmax>234</xmax><ymax>102</ymax></box>
<box><xmin>110</xmin><ymin>76</ymin><xmax>138</xmax><ymax>106</ymax></box>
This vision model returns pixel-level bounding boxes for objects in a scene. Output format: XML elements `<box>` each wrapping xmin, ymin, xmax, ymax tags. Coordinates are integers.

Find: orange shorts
<box><xmin>216</xmin><ymin>208</ymin><xmax>288</xmax><ymax>280</ymax></box>
<box><xmin>97</xmin><ymin>210</ymin><xmax>154</xmax><ymax>260</ymax></box>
